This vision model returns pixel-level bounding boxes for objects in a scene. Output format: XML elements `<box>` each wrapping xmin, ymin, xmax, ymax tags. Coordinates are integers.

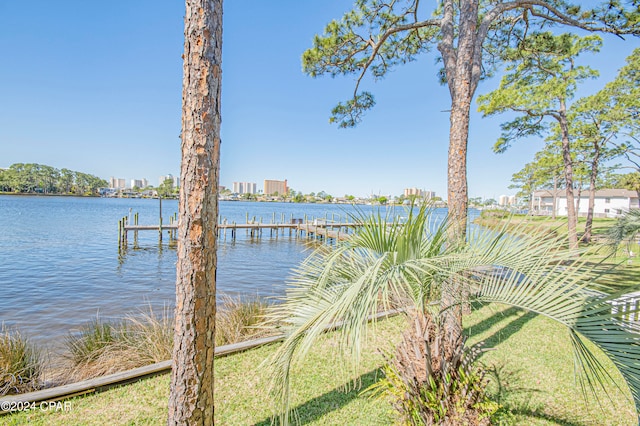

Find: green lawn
<box><xmin>467</xmin><ymin>304</ymin><xmax>636</xmax><ymax>425</ymax></box>
<box><xmin>5</xmin><ymin>304</ymin><xmax>637</xmax><ymax>425</ymax></box>
<box><xmin>3</xmin><ymin>316</ymin><xmax>406</xmax><ymax>426</ymax></box>
<box><xmin>475</xmin><ymin>213</ymin><xmax>640</xmax><ymax>294</ymax></box>
<box><xmin>474</xmin><ymin>213</ymin><xmax>618</xmax><ymax>241</ymax></box>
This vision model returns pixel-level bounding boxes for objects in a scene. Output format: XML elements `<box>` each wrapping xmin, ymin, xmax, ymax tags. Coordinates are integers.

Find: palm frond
<box><xmin>264</xmin><ymin>206</ymin><xmax>640</xmax><ymax>424</ymax></box>
<box><xmin>263</xmin><ymin>204</ymin><xmax>442</xmax><ymax>424</ymax></box>
<box><xmin>468</xmin><ymin>230</ymin><xmax>640</xmax><ymax>412</ymax></box>
<box><xmin>607</xmin><ymin>209</ymin><xmax>640</xmax><ymax>253</ymax></box>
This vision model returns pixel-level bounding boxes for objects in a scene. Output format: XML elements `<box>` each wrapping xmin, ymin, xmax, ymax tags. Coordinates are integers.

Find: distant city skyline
<box><xmin>1</xmin><ymin>2</ymin><xmax>638</xmax><ymax>200</ymax></box>
<box><xmin>106</xmin><ymin>174</ymin><xmax>450</xmax><ymax>199</ymax></box>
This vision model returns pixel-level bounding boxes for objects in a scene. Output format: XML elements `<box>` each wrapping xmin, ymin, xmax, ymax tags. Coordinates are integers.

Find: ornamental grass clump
<box><xmin>65</xmin><ymin>317</ymin><xmax>118</xmax><ymax>366</ymax></box>
<box><xmin>0</xmin><ymin>325</ymin><xmax>43</xmax><ymax>395</ymax></box>
<box><xmin>215</xmin><ymin>294</ymin><xmax>271</xmax><ymax>347</ymax></box>
<box><xmin>63</xmin><ymin>308</ymin><xmax>173</xmax><ymax>382</ymax></box>
<box><xmin>61</xmin><ymin>298</ymin><xmax>271</xmax><ymax>383</ymax></box>
<box><xmin>120</xmin><ymin>308</ymin><xmax>173</xmax><ymax>365</ymax></box>
<box><xmin>63</xmin><ymin>317</ymin><xmax>128</xmax><ymax>382</ymax></box>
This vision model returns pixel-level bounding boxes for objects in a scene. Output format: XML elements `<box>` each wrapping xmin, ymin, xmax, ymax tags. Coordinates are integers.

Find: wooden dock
<box><xmin>118</xmin><ymin>213</ymin><xmax>362</xmax><ymax>248</ymax></box>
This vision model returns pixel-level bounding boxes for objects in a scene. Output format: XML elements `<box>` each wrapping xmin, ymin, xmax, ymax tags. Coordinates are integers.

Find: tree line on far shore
<box><xmin>0</xmin><ymin>163</ymin><xmax>107</xmax><ymax>196</ymax></box>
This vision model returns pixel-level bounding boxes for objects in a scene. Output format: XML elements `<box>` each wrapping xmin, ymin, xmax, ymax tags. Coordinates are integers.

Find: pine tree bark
<box><xmin>168</xmin><ymin>0</ymin><xmax>222</xmax><ymax>424</ymax></box>
<box><xmin>447</xmin><ymin>98</ymin><xmax>471</xmax><ymax>242</ymax></box>
<box><xmin>441</xmin><ymin>97</ymin><xmax>470</xmax><ymax>341</ymax></box>
<box><xmin>437</xmin><ymin>0</ymin><xmax>479</xmax><ymax>344</ymax></box>
<box><xmin>552</xmin><ymin>175</ymin><xmax>558</xmax><ymax>220</ymax></box>
<box><xmin>583</xmin><ymin>139</ymin><xmax>602</xmax><ymax>244</ymax></box>
<box><xmin>559</xmin><ymin>100</ymin><xmax>579</xmax><ymax>251</ymax></box>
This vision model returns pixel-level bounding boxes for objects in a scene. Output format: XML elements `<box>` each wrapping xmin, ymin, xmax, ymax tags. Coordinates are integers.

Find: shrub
<box><xmin>0</xmin><ymin>325</ymin><xmax>43</xmax><ymax>395</ymax></box>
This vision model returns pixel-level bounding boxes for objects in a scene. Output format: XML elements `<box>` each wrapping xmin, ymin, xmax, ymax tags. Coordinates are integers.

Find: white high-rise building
<box><xmin>244</xmin><ymin>182</ymin><xmax>256</xmax><ymax>194</ymax></box>
<box><xmin>232</xmin><ymin>181</ymin><xmax>257</xmax><ymax>194</ymax></box>
<box><xmin>498</xmin><ymin>195</ymin><xmax>516</xmax><ymax>206</ymax></box>
<box><xmin>131</xmin><ymin>178</ymin><xmax>148</xmax><ymax>189</ymax></box>
<box><xmin>109</xmin><ymin>177</ymin><xmax>126</xmax><ymax>189</ymax></box>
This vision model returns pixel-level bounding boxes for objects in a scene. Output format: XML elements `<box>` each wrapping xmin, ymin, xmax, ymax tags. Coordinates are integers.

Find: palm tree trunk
<box><xmin>168</xmin><ymin>0</ymin><xmax>222</xmax><ymax>424</ymax></box>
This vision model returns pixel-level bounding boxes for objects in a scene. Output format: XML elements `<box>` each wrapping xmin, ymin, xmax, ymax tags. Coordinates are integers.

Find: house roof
<box><xmin>532</xmin><ymin>189</ymin><xmax>639</xmax><ymax>199</ymax></box>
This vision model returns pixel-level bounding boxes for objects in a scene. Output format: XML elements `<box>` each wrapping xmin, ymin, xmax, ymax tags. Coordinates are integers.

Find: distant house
<box><xmin>531</xmin><ymin>189</ymin><xmax>640</xmax><ymax>218</ymax></box>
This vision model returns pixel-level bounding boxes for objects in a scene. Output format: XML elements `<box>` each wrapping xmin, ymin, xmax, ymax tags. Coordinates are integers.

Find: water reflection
<box><xmin>0</xmin><ymin>196</ymin><xmax>464</xmax><ymax>347</ymax></box>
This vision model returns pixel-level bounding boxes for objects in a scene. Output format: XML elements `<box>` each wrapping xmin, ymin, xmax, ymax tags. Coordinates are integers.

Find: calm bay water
<box><xmin>1</xmin><ymin>196</ymin><xmax>449</xmax><ymax>348</ymax></box>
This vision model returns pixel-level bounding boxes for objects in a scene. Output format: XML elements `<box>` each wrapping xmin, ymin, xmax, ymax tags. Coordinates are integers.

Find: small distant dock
<box><xmin>118</xmin><ymin>212</ymin><xmax>364</xmax><ymax>249</ymax></box>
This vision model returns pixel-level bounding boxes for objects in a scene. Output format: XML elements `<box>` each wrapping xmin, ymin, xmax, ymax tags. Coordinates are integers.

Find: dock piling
<box><xmin>118</xmin><ymin>211</ymin><xmax>370</xmax><ymax>249</ymax></box>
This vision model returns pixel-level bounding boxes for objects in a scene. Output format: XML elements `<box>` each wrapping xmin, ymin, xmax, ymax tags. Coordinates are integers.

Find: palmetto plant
<box><xmin>265</xmin><ymin>205</ymin><xmax>640</xmax><ymax>424</ymax></box>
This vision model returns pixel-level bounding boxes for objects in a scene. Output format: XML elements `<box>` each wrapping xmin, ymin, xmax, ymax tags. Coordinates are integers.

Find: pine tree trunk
<box><xmin>576</xmin><ymin>185</ymin><xmax>582</xmax><ymax>218</ymax></box>
<box><xmin>438</xmin><ymin>0</ymin><xmax>479</xmax><ymax>345</ymax></box>
<box><xmin>447</xmin><ymin>100</ymin><xmax>470</xmax><ymax>242</ymax></box>
<box><xmin>529</xmin><ymin>186</ymin><xmax>535</xmax><ymax>214</ymax></box>
<box><xmin>559</xmin><ymin>102</ymin><xmax>578</xmax><ymax>251</ymax></box>
<box><xmin>441</xmin><ymin>97</ymin><xmax>470</xmax><ymax>341</ymax></box>
<box><xmin>552</xmin><ymin>175</ymin><xmax>558</xmax><ymax>220</ymax></box>
<box><xmin>583</xmin><ymin>141</ymin><xmax>601</xmax><ymax>244</ymax></box>
<box><xmin>168</xmin><ymin>0</ymin><xmax>222</xmax><ymax>424</ymax></box>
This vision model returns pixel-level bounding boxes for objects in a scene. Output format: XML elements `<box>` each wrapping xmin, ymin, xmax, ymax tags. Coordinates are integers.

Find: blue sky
<box><xmin>1</xmin><ymin>2</ymin><xmax>638</xmax><ymax>199</ymax></box>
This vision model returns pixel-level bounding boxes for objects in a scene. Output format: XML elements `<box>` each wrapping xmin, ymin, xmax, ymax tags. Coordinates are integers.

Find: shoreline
<box><xmin>0</xmin><ymin>192</ymin><xmax>101</xmax><ymax>198</ymax></box>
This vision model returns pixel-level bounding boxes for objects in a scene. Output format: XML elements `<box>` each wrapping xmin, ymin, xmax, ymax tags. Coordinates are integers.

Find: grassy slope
<box><xmin>475</xmin><ymin>214</ymin><xmax>640</xmax><ymax>293</ymax></box>
<box><xmin>474</xmin><ymin>213</ymin><xmax>616</xmax><ymax>236</ymax></box>
<box><xmin>5</xmin><ymin>305</ymin><xmax>637</xmax><ymax>426</ymax></box>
